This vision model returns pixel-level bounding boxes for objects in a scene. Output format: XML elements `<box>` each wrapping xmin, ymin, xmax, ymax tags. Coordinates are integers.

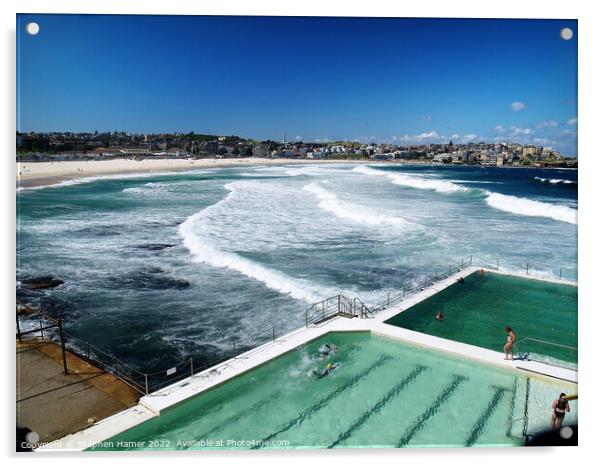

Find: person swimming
<box><xmin>435</xmin><ymin>311</ymin><xmax>444</xmax><ymax>321</ymax></box>
<box><xmin>318</xmin><ymin>343</ymin><xmax>337</xmax><ymax>359</ymax></box>
<box><xmin>457</xmin><ymin>277</ymin><xmax>465</xmax><ymax>284</ymax></box>
<box><xmin>312</xmin><ymin>362</ymin><xmax>340</xmax><ymax>379</ymax></box>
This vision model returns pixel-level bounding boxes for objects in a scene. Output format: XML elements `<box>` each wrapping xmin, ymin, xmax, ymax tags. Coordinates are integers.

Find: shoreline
<box><xmin>15</xmin><ymin>157</ymin><xmax>576</xmax><ymax>190</ymax></box>
<box><xmin>15</xmin><ymin>157</ymin><xmax>426</xmax><ymax>190</ymax></box>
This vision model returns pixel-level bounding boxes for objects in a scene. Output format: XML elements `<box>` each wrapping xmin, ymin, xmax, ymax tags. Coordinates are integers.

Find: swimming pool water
<box><xmin>385</xmin><ymin>272</ymin><xmax>577</xmax><ymax>366</ymax></box>
<box><xmin>90</xmin><ymin>332</ymin><xmax>576</xmax><ymax>450</ymax></box>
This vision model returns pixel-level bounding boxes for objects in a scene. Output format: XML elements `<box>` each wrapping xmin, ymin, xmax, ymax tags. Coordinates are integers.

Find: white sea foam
<box><xmin>352</xmin><ymin>165</ymin><xmax>469</xmax><ymax>193</ymax></box>
<box><xmin>303</xmin><ymin>182</ymin><xmax>412</xmax><ymax>228</ymax></box>
<box><xmin>285</xmin><ymin>165</ymin><xmax>351</xmax><ymax>177</ymax></box>
<box><xmin>179</xmin><ymin>182</ymin><xmax>337</xmax><ymax>302</ymax></box>
<box><xmin>534</xmin><ymin>176</ymin><xmax>577</xmax><ymax>185</ymax></box>
<box><xmin>17</xmin><ymin>169</ymin><xmax>211</xmax><ymax>192</ymax></box>
<box><xmin>484</xmin><ymin>191</ymin><xmax>577</xmax><ymax>225</ymax></box>
<box><xmin>122</xmin><ymin>182</ymin><xmax>172</xmax><ymax>195</ymax></box>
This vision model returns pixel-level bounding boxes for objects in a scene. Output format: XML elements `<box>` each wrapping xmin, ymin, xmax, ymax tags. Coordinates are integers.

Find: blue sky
<box><xmin>17</xmin><ymin>15</ymin><xmax>578</xmax><ymax>155</ymax></box>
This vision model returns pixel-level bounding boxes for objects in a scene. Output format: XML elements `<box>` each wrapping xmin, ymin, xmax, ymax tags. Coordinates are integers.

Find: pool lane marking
<box><xmin>251</xmin><ymin>354</ymin><xmax>394</xmax><ymax>449</ymax></box>
<box><xmin>193</xmin><ymin>343</ymin><xmax>368</xmax><ymax>440</ymax></box>
<box><xmin>505</xmin><ymin>377</ymin><xmax>518</xmax><ymax>438</ymax></box>
<box><xmin>396</xmin><ymin>374</ymin><xmax>468</xmax><ymax>447</ymax></box>
<box><xmin>328</xmin><ymin>365</ymin><xmax>428</xmax><ymax>449</ymax></box>
<box><xmin>464</xmin><ymin>385</ymin><xmax>509</xmax><ymax>447</ymax></box>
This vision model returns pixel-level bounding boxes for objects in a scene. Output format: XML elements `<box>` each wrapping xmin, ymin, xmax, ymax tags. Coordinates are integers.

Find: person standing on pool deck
<box><xmin>504</xmin><ymin>326</ymin><xmax>516</xmax><ymax>360</ymax></box>
<box><xmin>551</xmin><ymin>393</ymin><xmax>570</xmax><ymax>429</ymax></box>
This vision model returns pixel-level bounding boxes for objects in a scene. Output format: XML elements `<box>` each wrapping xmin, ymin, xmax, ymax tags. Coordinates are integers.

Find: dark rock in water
<box><xmin>134</xmin><ymin>243</ymin><xmax>175</xmax><ymax>251</ymax></box>
<box><xmin>121</xmin><ymin>269</ymin><xmax>190</xmax><ymax>290</ymax></box>
<box><xmin>16</xmin><ymin>302</ymin><xmax>38</xmax><ymax>316</ymax></box>
<box><xmin>20</xmin><ymin>276</ymin><xmax>65</xmax><ymax>290</ymax></box>
<box><xmin>75</xmin><ymin>225</ymin><xmax>121</xmax><ymax>236</ymax></box>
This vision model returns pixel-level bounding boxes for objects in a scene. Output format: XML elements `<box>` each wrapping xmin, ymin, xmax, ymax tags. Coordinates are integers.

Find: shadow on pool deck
<box><xmin>16</xmin><ymin>340</ymin><xmax>140</xmax><ymax>444</ymax></box>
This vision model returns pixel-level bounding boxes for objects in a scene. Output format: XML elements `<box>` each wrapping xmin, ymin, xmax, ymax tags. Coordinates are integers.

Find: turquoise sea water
<box><xmin>16</xmin><ymin>164</ymin><xmax>577</xmax><ymax>372</ymax></box>
<box><xmin>90</xmin><ymin>332</ymin><xmax>577</xmax><ymax>450</ymax></box>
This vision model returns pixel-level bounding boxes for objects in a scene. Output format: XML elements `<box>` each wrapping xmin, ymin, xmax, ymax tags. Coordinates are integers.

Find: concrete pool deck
<box><xmin>39</xmin><ymin>266</ymin><xmax>577</xmax><ymax>451</ymax></box>
<box><xmin>17</xmin><ymin>340</ymin><xmax>141</xmax><ymax>447</ymax></box>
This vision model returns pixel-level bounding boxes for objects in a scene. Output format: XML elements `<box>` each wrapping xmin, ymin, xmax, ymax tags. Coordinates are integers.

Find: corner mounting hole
<box><xmin>560</xmin><ymin>27</ymin><xmax>573</xmax><ymax>41</ymax></box>
<box><xmin>26</xmin><ymin>22</ymin><xmax>40</xmax><ymax>36</ymax></box>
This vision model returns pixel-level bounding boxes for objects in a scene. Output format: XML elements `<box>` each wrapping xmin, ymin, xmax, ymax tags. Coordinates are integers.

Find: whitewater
<box><xmin>353</xmin><ymin>165</ymin><xmax>577</xmax><ymax>225</ymax></box>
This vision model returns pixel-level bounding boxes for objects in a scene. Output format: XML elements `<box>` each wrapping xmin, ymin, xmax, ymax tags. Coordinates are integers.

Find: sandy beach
<box><xmin>16</xmin><ymin>157</ymin><xmax>389</xmax><ymax>189</ymax></box>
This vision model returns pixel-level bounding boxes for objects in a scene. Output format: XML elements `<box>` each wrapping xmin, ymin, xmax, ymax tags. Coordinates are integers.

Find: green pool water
<box><xmin>89</xmin><ymin>332</ymin><xmax>576</xmax><ymax>450</ymax></box>
<box><xmin>385</xmin><ymin>272</ymin><xmax>577</xmax><ymax>366</ymax></box>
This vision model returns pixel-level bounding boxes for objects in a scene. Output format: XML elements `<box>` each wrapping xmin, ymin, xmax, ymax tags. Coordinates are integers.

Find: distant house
<box><xmin>206</xmin><ymin>141</ymin><xmax>219</xmax><ymax>155</ymax></box>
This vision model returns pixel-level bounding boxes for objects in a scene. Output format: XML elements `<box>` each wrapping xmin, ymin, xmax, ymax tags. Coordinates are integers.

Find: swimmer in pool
<box><xmin>435</xmin><ymin>311</ymin><xmax>444</xmax><ymax>321</ymax></box>
<box><xmin>312</xmin><ymin>362</ymin><xmax>340</xmax><ymax>378</ymax></box>
<box><xmin>318</xmin><ymin>343</ymin><xmax>337</xmax><ymax>360</ymax></box>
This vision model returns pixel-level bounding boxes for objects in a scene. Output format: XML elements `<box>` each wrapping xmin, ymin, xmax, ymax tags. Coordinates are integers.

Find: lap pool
<box><xmin>385</xmin><ymin>271</ymin><xmax>577</xmax><ymax>367</ymax></box>
<box><xmin>90</xmin><ymin>332</ymin><xmax>576</xmax><ymax>450</ymax></box>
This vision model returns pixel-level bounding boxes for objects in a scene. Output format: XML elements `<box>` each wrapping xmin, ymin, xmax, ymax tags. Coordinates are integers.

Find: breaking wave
<box><xmin>352</xmin><ymin>165</ymin><xmax>576</xmax><ymax>225</ymax></box>
<box><xmin>303</xmin><ymin>182</ymin><xmax>413</xmax><ymax>228</ymax></box>
<box><xmin>534</xmin><ymin>176</ymin><xmax>577</xmax><ymax>185</ymax></box>
<box><xmin>352</xmin><ymin>165</ymin><xmax>469</xmax><ymax>193</ymax></box>
<box><xmin>484</xmin><ymin>191</ymin><xmax>577</xmax><ymax>225</ymax></box>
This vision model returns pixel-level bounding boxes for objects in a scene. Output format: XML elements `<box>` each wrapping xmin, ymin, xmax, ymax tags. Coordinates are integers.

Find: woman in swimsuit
<box><xmin>551</xmin><ymin>393</ymin><xmax>570</xmax><ymax>429</ymax></box>
<box><xmin>504</xmin><ymin>326</ymin><xmax>516</xmax><ymax>360</ymax></box>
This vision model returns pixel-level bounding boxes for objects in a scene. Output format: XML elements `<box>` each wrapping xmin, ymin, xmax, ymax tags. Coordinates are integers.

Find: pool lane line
<box><xmin>396</xmin><ymin>374</ymin><xmax>468</xmax><ymax>448</ymax></box>
<box><xmin>328</xmin><ymin>365</ymin><xmax>428</xmax><ymax>449</ymax></box>
<box><xmin>464</xmin><ymin>385</ymin><xmax>509</xmax><ymax>447</ymax></box>
<box><xmin>192</xmin><ymin>343</ymin><xmax>368</xmax><ymax>441</ymax></box>
<box><xmin>251</xmin><ymin>354</ymin><xmax>394</xmax><ymax>449</ymax></box>
<box><xmin>505</xmin><ymin>377</ymin><xmax>518</xmax><ymax>438</ymax></box>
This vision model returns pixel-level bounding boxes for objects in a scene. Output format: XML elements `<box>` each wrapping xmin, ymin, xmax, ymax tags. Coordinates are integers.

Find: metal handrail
<box><xmin>514</xmin><ymin>337</ymin><xmax>577</xmax><ymax>351</ymax></box>
<box><xmin>513</xmin><ymin>338</ymin><xmax>577</xmax><ymax>371</ymax></box>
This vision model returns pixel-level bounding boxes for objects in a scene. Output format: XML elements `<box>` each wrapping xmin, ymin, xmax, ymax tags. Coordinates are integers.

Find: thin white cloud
<box><xmin>533</xmin><ymin>137</ymin><xmax>556</xmax><ymax>145</ymax></box>
<box><xmin>536</xmin><ymin>120</ymin><xmax>558</xmax><ymax>129</ymax></box>
<box><xmin>510</xmin><ymin>126</ymin><xmax>532</xmax><ymax>136</ymax></box>
<box><xmin>566</xmin><ymin>117</ymin><xmax>578</xmax><ymax>125</ymax></box>
<box><xmin>510</xmin><ymin>101</ymin><xmax>526</xmax><ymax>111</ymax></box>
<box><xmin>399</xmin><ymin>131</ymin><xmax>445</xmax><ymax>143</ymax></box>
<box><xmin>494</xmin><ymin>125</ymin><xmax>506</xmax><ymax>133</ymax></box>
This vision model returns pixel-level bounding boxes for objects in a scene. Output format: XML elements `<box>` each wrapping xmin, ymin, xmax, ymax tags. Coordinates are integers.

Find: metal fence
<box><xmin>369</xmin><ymin>255</ymin><xmax>474</xmax><ymax>313</ymax></box>
<box><xmin>477</xmin><ymin>257</ymin><xmax>574</xmax><ymax>281</ymax></box>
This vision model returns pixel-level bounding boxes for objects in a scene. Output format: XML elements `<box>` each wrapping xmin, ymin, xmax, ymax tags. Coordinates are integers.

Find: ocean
<box><xmin>16</xmin><ymin>163</ymin><xmax>578</xmax><ymax>372</ymax></box>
